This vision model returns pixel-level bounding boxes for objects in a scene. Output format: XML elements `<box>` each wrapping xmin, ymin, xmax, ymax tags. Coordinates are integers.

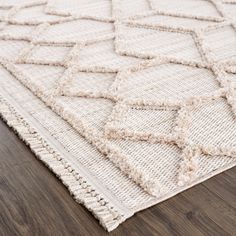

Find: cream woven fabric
<box><xmin>0</xmin><ymin>0</ymin><xmax>236</xmax><ymax>231</ymax></box>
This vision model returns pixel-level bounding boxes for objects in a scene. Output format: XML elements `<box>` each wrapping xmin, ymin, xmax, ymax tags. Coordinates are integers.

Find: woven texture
<box><xmin>0</xmin><ymin>0</ymin><xmax>236</xmax><ymax>231</ymax></box>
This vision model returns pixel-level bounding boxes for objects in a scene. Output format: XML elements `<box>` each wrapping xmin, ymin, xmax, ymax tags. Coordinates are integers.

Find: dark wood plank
<box><xmin>0</xmin><ymin>119</ymin><xmax>235</xmax><ymax>236</ymax></box>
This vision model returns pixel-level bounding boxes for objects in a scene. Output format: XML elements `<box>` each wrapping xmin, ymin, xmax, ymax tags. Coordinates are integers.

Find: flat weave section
<box><xmin>0</xmin><ymin>0</ymin><xmax>236</xmax><ymax>231</ymax></box>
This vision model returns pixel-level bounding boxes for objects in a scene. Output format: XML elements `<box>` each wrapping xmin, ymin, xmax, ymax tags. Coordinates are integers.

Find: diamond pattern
<box><xmin>0</xmin><ymin>0</ymin><xmax>235</xmax><ymax>197</ymax></box>
<box><xmin>116</xmin><ymin>63</ymin><xmax>219</xmax><ymax>102</ymax></box>
<box><xmin>117</xmin><ymin>23</ymin><xmax>203</xmax><ymax>61</ymax></box>
<box><xmin>149</xmin><ymin>0</ymin><xmax>221</xmax><ymax>18</ymax></box>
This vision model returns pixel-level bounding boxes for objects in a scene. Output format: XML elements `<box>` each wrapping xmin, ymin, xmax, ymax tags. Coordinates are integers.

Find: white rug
<box><xmin>0</xmin><ymin>0</ymin><xmax>236</xmax><ymax>231</ymax></box>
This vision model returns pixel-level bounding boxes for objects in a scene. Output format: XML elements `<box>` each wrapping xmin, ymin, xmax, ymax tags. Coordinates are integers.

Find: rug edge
<box><xmin>133</xmin><ymin>159</ymin><xmax>236</xmax><ymax>212</ymax></box>
<box><xmin>0</xmin><ymin>93</ymin><xmax>131</xmax><ymax>232</ymax></box>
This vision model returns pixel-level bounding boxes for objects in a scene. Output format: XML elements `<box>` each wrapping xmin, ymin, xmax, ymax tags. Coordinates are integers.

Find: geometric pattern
<box><xmin>0</xmin><ymin>0</ymin><xmax>236</xmax><ymax>231</ymax></box>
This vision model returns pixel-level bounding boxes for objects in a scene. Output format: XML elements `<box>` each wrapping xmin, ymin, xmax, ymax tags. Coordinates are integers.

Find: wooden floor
<box><xmin>0</xmin><ymin>119</ymin><xmax>235</xmax><ymax>236</ymax></box>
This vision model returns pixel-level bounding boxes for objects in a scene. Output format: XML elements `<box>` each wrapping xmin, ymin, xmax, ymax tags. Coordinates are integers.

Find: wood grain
<box><xmin>0</xmin><ymin>119</ymin><xmax>235</xmax><ymax>236</ymax></box>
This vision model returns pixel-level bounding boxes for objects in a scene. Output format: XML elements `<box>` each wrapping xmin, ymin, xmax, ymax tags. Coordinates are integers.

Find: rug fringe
<box><xmin>0</xmin><ymin>96</ymin><xmax>126</xmax><ymax>232</ymax></box>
